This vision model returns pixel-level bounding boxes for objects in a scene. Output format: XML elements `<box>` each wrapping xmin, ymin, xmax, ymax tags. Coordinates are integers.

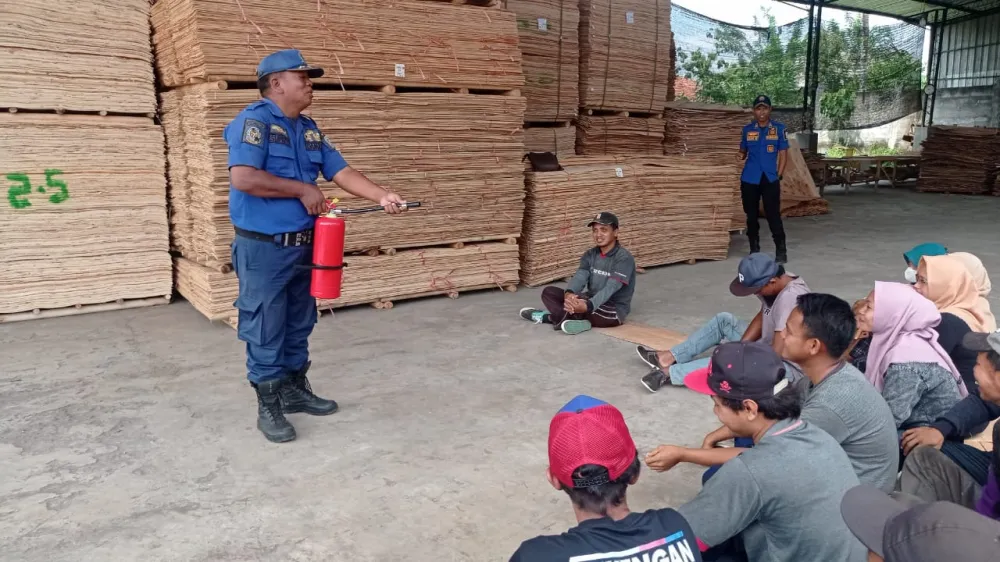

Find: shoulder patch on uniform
<box><xmin>784</xmin><ymin>129</ymin><xmax>789</xmax><ymax>140</ymax></box>
<box><xmin>242</xmin><ymin>118</ymin><xmax>265</xmax><ymax>146</ymax></box>
<box><xmin>322</xmin><ymin>134</ymin><xmax>337</xmax><ymax>150</ymax></box>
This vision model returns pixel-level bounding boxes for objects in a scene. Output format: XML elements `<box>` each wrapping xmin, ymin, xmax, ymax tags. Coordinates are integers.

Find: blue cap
<box><xmin>753</xmin><ymin>94</ymin><xmax>772</xmax><ymax>108</ymax></box>
<box><xmin>729</xmin><ymin>253</ymin><xmax>780</xmax><ymax>296</ymax></box>
<box><xmin>256</xmin><ymin>49</ymin><xmax>324</xmax><ymax>79</ymax></box>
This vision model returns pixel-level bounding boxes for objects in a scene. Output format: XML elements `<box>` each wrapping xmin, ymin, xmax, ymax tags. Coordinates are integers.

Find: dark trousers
<box><xmin>540</xmin><ymin>286</ymin><xmax>622</xmax><ymax>328</ymax></box>
<box><xmin>940</xmin><ymin>440</ymin><xmax>992</xmax><ymax>485</ymax></box>
<box><xmin>740</xmin><ymin>173</ymin><xmax>785</xmax><ymax>249</ymax></box>
<box><xmin>232</xmin><ymin>235</ymin><xmax>317</xmax><ymax>384</ymax></box>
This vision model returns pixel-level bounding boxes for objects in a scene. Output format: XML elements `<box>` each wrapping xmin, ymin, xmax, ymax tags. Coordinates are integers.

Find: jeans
<box><xmin>232</xmin><ymin>234</ymin><xmax>317</xmax><ymax>384</ymax></box>
<box><xmin>667</xmin><ymin>313</ymin><xmax>749</xmax><ymax>385</ymax></box>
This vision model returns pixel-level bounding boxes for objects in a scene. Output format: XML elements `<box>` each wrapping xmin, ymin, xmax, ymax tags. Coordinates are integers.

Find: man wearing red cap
<box><xmin>509</xmin><ymin>395</ymin><xmax>702</xmax><ymax>562</ymax></box>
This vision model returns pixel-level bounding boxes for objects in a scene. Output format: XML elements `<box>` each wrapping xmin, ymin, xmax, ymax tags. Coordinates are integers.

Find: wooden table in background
<box><xmin>818</xmin><ymin>155</ymin><xmax>921</xmax><ymax>196</ymax></box>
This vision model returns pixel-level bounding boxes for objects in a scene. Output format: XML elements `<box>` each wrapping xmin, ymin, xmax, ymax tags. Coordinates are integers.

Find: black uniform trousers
<box><xmin>740</xmin><ymin>172</ymin><xmax>785</xmax><ymax>249</ymax></box>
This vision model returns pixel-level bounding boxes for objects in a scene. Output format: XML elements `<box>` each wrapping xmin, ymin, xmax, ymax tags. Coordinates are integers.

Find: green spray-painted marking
<box><xmin>45</xmin><ymin>170</ymin><xmax>69</xmax><ymax>204</ymax></box>
<box><xmin>6</xmin><ymin>170</ymin><xmax>68</xmax><ymax>209</ymax></box>
<box><xmin>6</xmin><ymin>173</ymin><xmax>31</xmax><ymax>209</ymax></box>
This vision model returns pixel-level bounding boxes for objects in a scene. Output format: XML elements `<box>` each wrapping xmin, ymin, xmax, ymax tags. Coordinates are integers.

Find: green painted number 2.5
<box><xmin>45</xmin><ymin>169</ymin><xmax>69</xmax><ymax>204</ymax></box>
<box><xmin>6</xmin><ymin>173</ymin><xmax>31</xmax><ymax>209</ymax></box>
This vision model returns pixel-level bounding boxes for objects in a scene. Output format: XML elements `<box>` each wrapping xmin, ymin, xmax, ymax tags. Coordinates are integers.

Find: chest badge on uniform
<box><xmin>269</xmin><ymin>123</ymin><xmax>291</xmax><ymax>145</ymax></box>
<box><xmin>766</xmin><ymin>127</ymin><xmax>778</xmax><ymax>140</ymax></box>
<box><xmin>242</xmin><ymin>118</ymin><xmax>265</xmax><ymax>146</ymax></box>
<box><xmin>304</xmin><ymin>129</ymin><xmax>322</xmax><ymax>151</ymax></box>
<box><xmin>767</xmin><ymin>144</ymin><xmax>776</xmax><ymax>153</ymax></box>
<box><xmin>747</xmin><ymin>131</ymin><xmax>760</xmax><ymax>142</ymax></box>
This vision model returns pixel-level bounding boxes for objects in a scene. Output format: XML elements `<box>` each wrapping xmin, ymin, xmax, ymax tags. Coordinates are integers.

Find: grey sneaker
<box><xmin>560</xmin><ymin>319</ymin><xmax>592</xmax><ymax>335</ymax></box>
<box><xmin>640</xmin><ymin>369</ymin><xmax>670</xmax><ymax>393</ymax></box>
<box><xmin>519</xmin><ymin>307</ymin><xmax>548</xmax><ymax>324</ymax></box>
<box><xmin>636</xmin><ymin>345</ymin><xmax>662</xmax><ymax>369</ymax></box>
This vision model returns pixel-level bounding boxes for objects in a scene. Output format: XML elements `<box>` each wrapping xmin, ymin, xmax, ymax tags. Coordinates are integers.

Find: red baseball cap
<box><xmin>684</xmin><ymin>341</ymin><xmax>790</xmax><ymax>400</ymax></box>
<box><xmin>548</xmin><ymin>395</ymin><xmax>637</xmax><ymax>489</ymax></box>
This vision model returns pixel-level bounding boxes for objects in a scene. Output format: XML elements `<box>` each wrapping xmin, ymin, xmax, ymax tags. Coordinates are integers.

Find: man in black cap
<box><xmin>840</xmin><ymin>484</ymin><xmax>1000</xmax><ymax>562</ymax></box>
<box><xmin>519</xmin><ymin>212</ymin><xmax>637</xmax><ymax>335</ymax></box>
<box><xmin>644</xmin><ymin>341</ymin><xmax>867</xmax><ymax>562</ymax></box>
<box><xmin>739</xmin><ymin>94</ymin><xmax>789</xmax><ymax>263</ymax></box>
<box><xmin>637</xmin><ymin>253</ymin><xmax>809</xmax><ymax>392</ymax></box>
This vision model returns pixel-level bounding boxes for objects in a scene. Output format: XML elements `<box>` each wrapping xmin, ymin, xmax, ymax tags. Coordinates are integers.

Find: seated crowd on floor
<box><xmin>513</xmin><ymin>231</ymin><xmax>1000</xmax><ymax>562</ymax></box>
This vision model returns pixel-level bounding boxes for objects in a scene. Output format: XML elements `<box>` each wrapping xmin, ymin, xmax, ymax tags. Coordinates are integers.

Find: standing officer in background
<box><xmin>739</xmin><ymin>95</ymin><xmax>789</xmax><ymax>264</ymax></box>
<box><xmin>224</xmin><ymin>49</ymin><xmax>407</xmax><ymax>443</ymax></box>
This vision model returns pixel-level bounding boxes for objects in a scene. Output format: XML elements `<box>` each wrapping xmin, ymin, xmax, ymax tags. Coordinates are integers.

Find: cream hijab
<box><xmin>921</xmin><ymin>254</ymin><xmax>997</xmax><ymax>332</ymax></box>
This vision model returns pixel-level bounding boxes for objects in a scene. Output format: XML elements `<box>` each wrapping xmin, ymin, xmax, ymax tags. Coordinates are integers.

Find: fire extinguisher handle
<box><xmin>401</xmin><ymin>201</ymin><xmax>421</xmax><ymax>209</ymax></box>
<box><xmin>328</xmin><ymin>201</ymin><xmax>422</xmax><ymax>215</ymax></box>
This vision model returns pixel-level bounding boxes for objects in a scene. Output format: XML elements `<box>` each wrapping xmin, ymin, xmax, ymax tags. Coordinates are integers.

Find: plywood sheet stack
<box><xmin>576</xmin><ymin>0</ymin><xmax>671</xmax><ymax>153</ymax></box>
<box><xmin>0</xmin><ymin>1</ymin><xmax>172</xmax><ymax>321</ymax></box>
<box><xmin>524</xmin><ymin>122</ymin><xmax>577</xmax><ymax>155</ymax></box>
<box><xmin>662</xmin><ymin>102</ymin><xmax>749</xmax><ymax>230</ymax></box>
<box><xmin>519</xmin><ymin>156</ymin><xmax>732</xmax><ymax>286</ymax></box>
<box><xmin>152</xmin><ymin>0</ymin><xmax>526</xmax><ymax>322</ymax></box>
<box><xmin>576</xmin><ymin>114</ymin><xmax>666</xmax><ymax>155</ymax></box>
<box><xmin>917</xmin><ymin>125</ymin><xmax>1000</xmax><ymax>195</ymax></box>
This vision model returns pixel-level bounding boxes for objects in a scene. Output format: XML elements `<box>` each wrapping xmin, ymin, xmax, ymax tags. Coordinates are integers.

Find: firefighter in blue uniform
<box><xmin>739</xmin><ymin>94</ymin><xmax>789</xmax><ymax>264</ymax></box>
<box><xmin>224</xmin><ymin>49</ymin><xmax>407</xmax><ymax>443</ymax></box>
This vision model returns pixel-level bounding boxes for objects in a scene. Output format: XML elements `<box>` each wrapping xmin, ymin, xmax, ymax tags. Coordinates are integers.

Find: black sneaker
<box><xmin>636</xmin><ymin>345</ymin><xmax>662</xmax><ymax>369</ymax></box>
<box><xmin>640</xmin><ymin>369</ymin><xmax>670</xmax><ymax>393</ymax></box>
<box><xmin>519</xmin><ymin>307</ymin><xmax>549</xmax><ymax>324</ymax></box>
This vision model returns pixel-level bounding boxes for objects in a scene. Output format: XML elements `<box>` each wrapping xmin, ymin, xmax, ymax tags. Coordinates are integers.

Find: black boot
<box><xmin>252</xmin><ymin>380</ymin><xmax>296</xmax><ymax>443</ymax></box>
<box><xmin>749</xmin><ymin>237</ymin><xmax>761</xmax><ymax>254</ymax></box>
<box><xmin>280</xmin><ymin>361</ymin><xmax>339</xmax><ymax>416</ymax></box>
<box><xmin>775</xmin><ymin>239</ymin><xmax>788</xmax><ymax>264</ymax></box>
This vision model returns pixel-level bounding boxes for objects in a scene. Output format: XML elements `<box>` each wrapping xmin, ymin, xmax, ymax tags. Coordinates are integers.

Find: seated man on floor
<box><xmin>695</xmin><ymin>293</ymin><xmax>899</xmax><ymax>492</ymax></box>
<box><xmin>897</xmin><ymin>329</ymin><xmax>1000</xmax><ymax>521</ymax></box>
<box><xmin>519</xmin><ymin>212</ymin><xmax>636</xmax><ymax>335</ymax></box>
<box><xmin>644</xmin><ymin>341</ymin><xmax>867</xmax><ymax>562</ymax></box>
<box><xmin>638</xmin><ymin>253</ymin><xmax>809</xmax><ymax>392</ymax></box>
<box><xmin>508</xmin><ymin>395</ymin><xmax>703</xmax><ymax>562</ymax></box>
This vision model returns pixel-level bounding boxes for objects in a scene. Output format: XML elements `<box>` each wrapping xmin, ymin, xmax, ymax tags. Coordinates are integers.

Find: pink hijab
<box><xmin>864</xmin><ymin>281</ymin><xmax>968</xmax><ymax>397</ymax></box>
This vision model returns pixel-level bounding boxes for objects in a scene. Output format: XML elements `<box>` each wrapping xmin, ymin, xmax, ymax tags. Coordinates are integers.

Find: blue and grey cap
<box><xmin>256</xmin><ymin>49</ymin><xmax>324</xmax><ymax>80</ymax></box>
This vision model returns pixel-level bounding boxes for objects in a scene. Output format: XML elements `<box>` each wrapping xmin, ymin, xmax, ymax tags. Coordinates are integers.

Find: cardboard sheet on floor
<box><xmin>594</xmin><ymin>322</ymin><xmax>687</xmax><ymax>350</ymax></box>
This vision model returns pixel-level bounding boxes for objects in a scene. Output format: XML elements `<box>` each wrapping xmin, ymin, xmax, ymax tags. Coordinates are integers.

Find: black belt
<box><xmin>234</xmin><ymin>226</ymin><xmax>314</xmax><ymax>247</ymax></box>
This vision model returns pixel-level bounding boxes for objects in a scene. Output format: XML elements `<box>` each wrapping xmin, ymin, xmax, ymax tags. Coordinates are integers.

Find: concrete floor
<box><xmin>2</xmin><ymin>187</ymin><xmax>998</xmax><ymax>561</ymax></box>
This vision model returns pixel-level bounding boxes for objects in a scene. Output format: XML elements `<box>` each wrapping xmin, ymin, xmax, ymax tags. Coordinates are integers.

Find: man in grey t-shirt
<box><xmin>639</xmin><ymin>252</ymin><xmax>810</xmax><ymax>392</ymax></box>
<box><xmin>781</xmin><ymin>293</ymin><xmax>899</xmax><ymax>492</ymax></box>
<box><xmin>645</xmin><ymin>341</ymin><xmax>866</xmax><ymax>562</ymax></box>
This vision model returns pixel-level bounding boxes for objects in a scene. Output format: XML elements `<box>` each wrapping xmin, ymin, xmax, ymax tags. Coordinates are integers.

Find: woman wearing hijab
<box><xmin>912</xmin><ymin>254</ymin><xmax>997</xmax><ymax>396</ymax></box>
<box><xmin>902</xmin><ymin>242</ymin><xmax>948</xmax><ymax>284</ymax></box>
<box><xmin>855</xmin><ymin>281</ymin><xmax>967</xmax><ymax>433</ymax></box>
<box><xmin>950</xmin><ymin>251</ymin><xmax>994</xmax><ymax>316</ymax></box>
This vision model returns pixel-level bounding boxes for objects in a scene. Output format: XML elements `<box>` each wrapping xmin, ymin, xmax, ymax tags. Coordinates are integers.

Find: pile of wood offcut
<box><xmin>519</xmin><ymin>156</ymin><xmax>732</xmax><ymax>286</ymax></box>
<box><xmin>0</xmin><ymin>0</ymin><xmax>156</xmax><ymax>114</ymax></box>
<box><xmin>777</xmin><ymin>138</ymin><xmax>830</xmax><ymax>217</ymax></box>
<box><xmin>151</xmin><ymin>0</ymin><xmax>523</xmax><ymax>90</ymax></box>
<box><xmin>662</xmin><ymin>102</ymin><xmax>749</xmax><ymax>229</ymax></box>
<box><xmin>507</xmin><ymin>0</ymin><xmax>579</xmax><ymax>121</ymax></box>
<box><xmin>917</xmin><ymin>125</ymin><xmax>1000</xmax><ymax>195</ymax></box>
<box><xmin>576</xmin><ymin>114</ymin><xmax>666</xmax><ymax>155</ymax></box>
<box><xmin>524</xmin><ymin>123</ymin><xmax>577</xmax><ymax>155</ymax></box>
<box><xmin>578</xmin><ymin>0</ymin><xmax>671</xmax><ymax>112</ymax></box>
<box><xmin>0</xmin><ymin>114</ymin><xmax>172</xmax><ymax>317</ymax></box>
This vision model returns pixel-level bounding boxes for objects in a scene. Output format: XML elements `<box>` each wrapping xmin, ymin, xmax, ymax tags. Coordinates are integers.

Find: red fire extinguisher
<box><xmin>308</xmin><ymin>199</ymin><xmax>421</xmax><ymax>300</ymax></box>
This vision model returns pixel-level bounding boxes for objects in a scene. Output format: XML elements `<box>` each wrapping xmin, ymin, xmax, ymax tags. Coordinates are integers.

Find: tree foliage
<box><xmin>675</xmin><ymin>11</ymin><xmax>922</xmax><ymax>130</ymax></box>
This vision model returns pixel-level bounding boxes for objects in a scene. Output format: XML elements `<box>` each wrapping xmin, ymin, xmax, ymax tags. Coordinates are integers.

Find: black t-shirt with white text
<box><xmin>510</xmin><ymin>508</ymin><xmax>702</xmax><ymax>562</ymax></box>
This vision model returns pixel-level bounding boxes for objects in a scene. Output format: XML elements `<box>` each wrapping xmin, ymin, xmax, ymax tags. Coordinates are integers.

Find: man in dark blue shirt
<box><xmin>225</xmin><ymin>49</ymin><xmax>408</xmax><ymax>443</ymax></box>
<box><xmin>739</xmin><ymin>95</ymin><xmax>789</xmax><ymax>264</ymax></box>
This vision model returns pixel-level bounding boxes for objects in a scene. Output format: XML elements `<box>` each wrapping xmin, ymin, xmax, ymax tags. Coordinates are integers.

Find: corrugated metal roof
<box><xmin>781</xmin><ymin>0</ymin><xmax>1000</xmax><ymax>24</ymax></box>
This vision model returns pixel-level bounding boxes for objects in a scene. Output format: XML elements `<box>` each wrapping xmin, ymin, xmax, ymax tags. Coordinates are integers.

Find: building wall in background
<box><xmin>931</xmin><ymin>12</ymin><xmax>1000</xmax><ymax>127</ymax></box>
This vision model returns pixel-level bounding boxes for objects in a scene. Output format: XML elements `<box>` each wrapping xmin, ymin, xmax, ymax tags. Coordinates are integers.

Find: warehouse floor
<box><xmin>2</xmin><ymin>187</ymin><xmax>998</xmax><ymax>562</ymax></box>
